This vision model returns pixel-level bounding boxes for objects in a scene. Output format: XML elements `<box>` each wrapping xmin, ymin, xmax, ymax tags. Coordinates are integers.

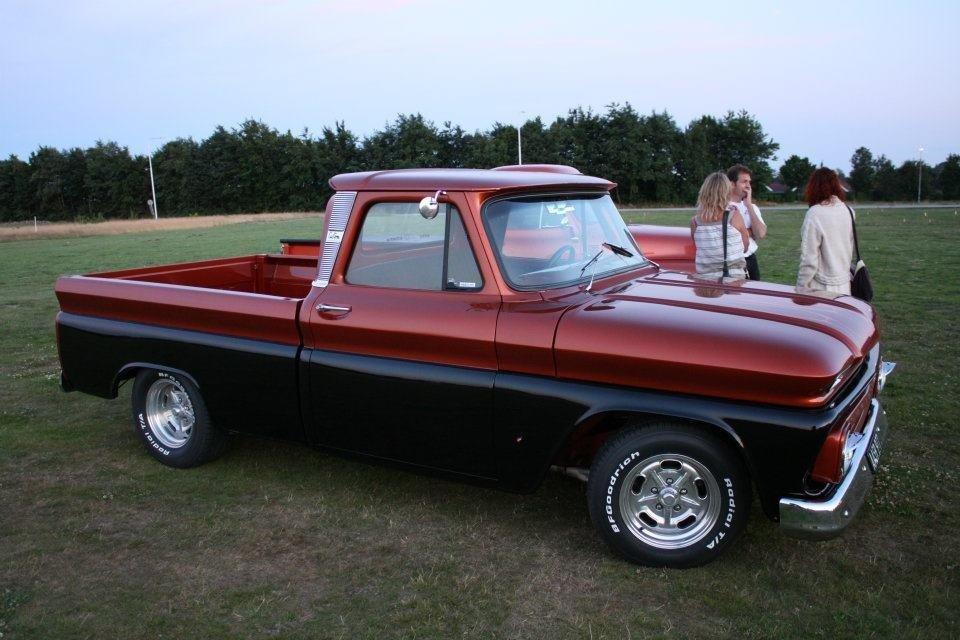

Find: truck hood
<box><xmin>553</xmin><ymin>271</ymin><xmax>879</xmax><ymax>408</ymax></box>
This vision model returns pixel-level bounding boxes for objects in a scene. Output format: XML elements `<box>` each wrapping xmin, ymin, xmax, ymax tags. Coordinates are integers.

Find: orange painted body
<box><xmin>56</xmin><ymin>167</ymin><xmax>878</xmax><ymax>409</ymax></box>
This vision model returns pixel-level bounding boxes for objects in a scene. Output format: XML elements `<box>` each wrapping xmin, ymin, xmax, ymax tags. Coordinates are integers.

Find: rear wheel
<box><xmin>587</xmin><ymin>423</ymin><xmax>750</xmax><ymax>568</ymax></box>
<box><xmin>131</xmin><ymin>369</ymin><xmax>225</xmax><ymax>468</ymax></box>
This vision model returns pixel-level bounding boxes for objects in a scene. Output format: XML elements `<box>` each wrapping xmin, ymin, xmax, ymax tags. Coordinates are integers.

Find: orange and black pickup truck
<box><xmin>55</xmin><ymin>164</ymin><xmax>895</xmax><ymax>567</ymax></box>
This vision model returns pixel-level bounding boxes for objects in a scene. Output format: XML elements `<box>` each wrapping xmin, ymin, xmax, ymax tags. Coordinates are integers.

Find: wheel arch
<box><xmin>555</xmin><ymin>408</ymin><xmax>757</xmax><ymax>488</ymax></box>
<box><xmin>112</xmin><ymin>362</ymin><xmax>201</xmax><ymax>398</ymax></box>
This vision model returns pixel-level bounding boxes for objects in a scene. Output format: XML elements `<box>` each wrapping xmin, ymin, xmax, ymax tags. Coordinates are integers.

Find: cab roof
<box><xmin>329</xmin><ymin>166</ymin><xmax>615</xmax><ymax>193</ymax></box>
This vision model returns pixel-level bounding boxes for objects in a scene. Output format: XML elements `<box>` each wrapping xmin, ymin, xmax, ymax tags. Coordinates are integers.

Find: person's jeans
<box><xmin>745</xmin><ymin>254</ymin><xmax>760</xmax><ymax>280</ymax></box>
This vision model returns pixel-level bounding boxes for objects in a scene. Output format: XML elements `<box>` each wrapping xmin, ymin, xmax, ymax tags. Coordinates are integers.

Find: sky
<box><xmin>1</xmin><ymin>0</ymin><xmax>958</xmax><ymax>172</ymax></box>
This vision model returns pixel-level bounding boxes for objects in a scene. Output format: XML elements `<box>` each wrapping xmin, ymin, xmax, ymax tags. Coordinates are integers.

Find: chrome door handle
<box><xmin>315</xmin><ymin>303</ymin><xmax>352</xmax><ymax>314</ymax></box>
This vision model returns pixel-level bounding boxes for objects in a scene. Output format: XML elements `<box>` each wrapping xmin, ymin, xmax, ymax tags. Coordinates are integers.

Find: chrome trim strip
<box><xmin>779</xmin><ymin>399</ymin><xmax>888</xmax><ymax>540</ymax></box>
<box><xmin>313</xmin><ymin>191</ymin><xmax>357</xmax><ymax>288</ymax></box>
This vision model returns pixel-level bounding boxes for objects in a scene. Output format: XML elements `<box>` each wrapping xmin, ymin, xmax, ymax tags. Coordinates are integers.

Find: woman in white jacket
<box><xmin>797</xmin><ymin>168</ymin><xmax>855</xmax><ymax>294</ymax></box>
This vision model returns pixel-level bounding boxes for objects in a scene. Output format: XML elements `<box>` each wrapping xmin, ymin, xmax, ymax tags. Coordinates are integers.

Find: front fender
<box><xmin>491</xmin><ymin>366</ymin><xmax>873</xmax><ymax>519</ymax></box>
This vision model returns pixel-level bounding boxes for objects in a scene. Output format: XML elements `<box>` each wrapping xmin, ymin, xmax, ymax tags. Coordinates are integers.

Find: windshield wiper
<box><xmin>579</xmin><ymin>242</ymin><xmax>635</xmax><ymax>292</ymax></box>
<box><xmin>578</xmin><ymin>242</ymin><xmax>635</xmax><ymax>279</ymax></box>
<box><xmin>579</xmin><ymin>248</ymin><xmax>605</xmax><ymax>279</ymax></box>
<box><xmin>602</xmin><ymin>242</ymin><xmax>634</xmax><ymax>258</ymax></box>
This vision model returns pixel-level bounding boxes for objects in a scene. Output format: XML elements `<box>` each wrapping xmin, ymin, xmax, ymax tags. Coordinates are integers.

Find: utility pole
<box><xmin>917</xmin><ymin>146</ymin><xmax>924</xmax><ymax>203</ymax></box>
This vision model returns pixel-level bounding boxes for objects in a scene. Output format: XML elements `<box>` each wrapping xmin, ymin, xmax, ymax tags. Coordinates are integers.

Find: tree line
<box><xmin>777</xmin><ymin>148</ymin><xmax>959</xmax><ymax>201</ymax></box>
<box><xmin>1</xmin><ymin>105</ymin><xmax>957</xmax><ymax>222</ymax></box>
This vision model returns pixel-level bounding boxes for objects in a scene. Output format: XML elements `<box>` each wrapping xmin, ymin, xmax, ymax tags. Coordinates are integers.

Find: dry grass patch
<box><xmin>0</xmin><ymin>212</ymin><xmax>318</xmax><ymax>242</ymax></box>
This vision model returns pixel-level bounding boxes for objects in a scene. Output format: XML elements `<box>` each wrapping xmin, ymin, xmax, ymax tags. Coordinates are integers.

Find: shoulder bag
<box><xmin>721</xmin><ymin>209</ymin><xmax>730</xmax><ymax>279</ymax></box>
<box><xmin>846</xmin><ymin>204</ymin><xmax>874</xmax><ymax>302</ymax></box>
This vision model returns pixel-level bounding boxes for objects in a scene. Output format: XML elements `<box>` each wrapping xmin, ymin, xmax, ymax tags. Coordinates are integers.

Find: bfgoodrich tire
<box><xmin>587</xmin><ymin>424</ymin><xmax>750</xmax><ymax>568</ymax></box>
<box><xmin>131</xmin><ymin>369</ymin><xmax>225</xmax><ymax>468</ymax></box>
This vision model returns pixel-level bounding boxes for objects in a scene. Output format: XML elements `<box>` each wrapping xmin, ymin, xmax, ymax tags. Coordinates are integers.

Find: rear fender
<box><xmin>112</xmin><ymin>363</ymin><xmax>201</xmax><ymax>397</ymax></box>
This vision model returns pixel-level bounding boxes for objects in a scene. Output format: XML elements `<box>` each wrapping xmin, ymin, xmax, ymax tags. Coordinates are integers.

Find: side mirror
<box><xmin>419</xmin><ymin>190</ymin><xmax>447</xmax><ymax>219</ymax></box>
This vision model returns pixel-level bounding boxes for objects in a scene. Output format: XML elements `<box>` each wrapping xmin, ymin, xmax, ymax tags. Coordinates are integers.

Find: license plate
<box><xmin>867</xmin><ymin>424</ymin><xmax>883</xmax><ymax>472</ymax></box>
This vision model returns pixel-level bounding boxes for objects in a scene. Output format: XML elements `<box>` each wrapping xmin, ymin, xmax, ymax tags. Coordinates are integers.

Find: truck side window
<box><xmin>346</xmin><ymin>202</ymin><xmax>482</xmax><ymax>291</ymax></box>
<box><xmin>445</xmin><ymin>210</ymin><xmax>483</xmax><ymax>290</ymax></box>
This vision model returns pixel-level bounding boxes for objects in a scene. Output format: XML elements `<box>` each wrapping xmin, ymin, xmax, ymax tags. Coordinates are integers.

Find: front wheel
<box><xmin>587</xmin><ymin>424</ymin><xmax>750</xmax><ymax>568</ymax></box>
<box><xmin>131</xmin><ymin>369</ymin><xmax>225</xmax><ymax>468</ymax></box>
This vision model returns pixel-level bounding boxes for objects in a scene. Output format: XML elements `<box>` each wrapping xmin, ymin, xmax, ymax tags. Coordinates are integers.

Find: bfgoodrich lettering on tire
<box><xmin>131</xmin><ymin>369</ymin><xmax>226</xmax><ymax>468</ymax></box>
<box><xmin>587</xmin><ymin>423</ymin><xmax>750</xmax><ymax>568</ymax></box>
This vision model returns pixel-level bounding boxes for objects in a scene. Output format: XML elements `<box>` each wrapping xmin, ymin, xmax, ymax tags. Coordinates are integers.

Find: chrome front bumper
<box><xmin>877</xmin><ymin>360</ymin><xmax>896</xmax><ymax>394</ymax></box>
<box><xmin>779</xmin><ymin>393</ymin><xmax>891</xmax><ymax>540</ymax></box>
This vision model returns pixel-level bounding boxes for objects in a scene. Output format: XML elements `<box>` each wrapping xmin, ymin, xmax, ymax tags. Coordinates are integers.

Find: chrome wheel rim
<box><xmin>618</xmin><ymin>453</ymin><xmax>721</xmax><ymax>550</ymax></box>
<box><xmin>144</xmin><ymin>378</ymin><xmax>195</xmax><ymax>449</ymax></box>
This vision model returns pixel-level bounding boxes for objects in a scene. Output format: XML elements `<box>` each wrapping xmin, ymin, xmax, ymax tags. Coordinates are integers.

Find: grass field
<box><xmin>0</xmin><ymin>212</ymin><xmax>314</xmax><ymax>242</ymax></box>
<box><xmin>1</xmin><ymin>207</ymin><xmax>958</xmax><ymax>639</ymax></box>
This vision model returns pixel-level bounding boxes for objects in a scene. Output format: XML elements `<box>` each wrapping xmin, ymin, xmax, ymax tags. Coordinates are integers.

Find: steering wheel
<box><xmin>546</xmin><ymin>244</ymin><xmax>577</xmax><ymax>268</ymax></box>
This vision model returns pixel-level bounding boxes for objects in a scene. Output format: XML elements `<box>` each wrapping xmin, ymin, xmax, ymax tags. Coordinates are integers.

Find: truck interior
<box><xmin>89</xmin><ymin>254</ymin><xmax>318</xmax><ymax>299</ymax></box>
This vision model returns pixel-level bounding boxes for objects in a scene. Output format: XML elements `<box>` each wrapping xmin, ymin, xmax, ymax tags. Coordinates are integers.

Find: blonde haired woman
<box><xmin>689</xmin><ymin>172</ymin><xmax>750</xmax><ymax>279</ymax></box>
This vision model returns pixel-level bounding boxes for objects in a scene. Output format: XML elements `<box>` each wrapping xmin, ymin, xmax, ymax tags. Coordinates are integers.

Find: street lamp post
<box><xmin>147</xmin><ymin>154</ymin><xmax>159</xmax><ymax>219</ymax></box>
<box><xmin>147</xmin><ymin>137</ymin><xmax>164</xmax><ymax>219</ymax></box>
<box><xmin>917</xmin><ymin>146</ymin><xmax>924</xmax><ymax>203</ymax></box>
<box><xmin>517</xmin><ymin>110</ymin><xmax>525</xmax><ymax>165</ymax></box>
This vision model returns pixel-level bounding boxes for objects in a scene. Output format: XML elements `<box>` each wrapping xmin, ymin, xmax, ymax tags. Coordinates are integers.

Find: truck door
<box><xmin>303</xmin><ymin>192</ymin><xmax>501</xmax><ymax>478</ymax></box>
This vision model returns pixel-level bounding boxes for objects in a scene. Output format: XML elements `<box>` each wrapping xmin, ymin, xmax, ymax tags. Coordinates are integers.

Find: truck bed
<box><xmin>55</xmin><ymin>253</ymin><xmax>315</xmax><ymax>443</ymax></box>
<box><xmin>56</xmin><ymin>253</ymin><xmax>317</xmax><ymax>346</ymax></box>
<box><xmin>87</xmin><ymin>253</ymin><xmax>318</xmax><ymax>298</ymax></box>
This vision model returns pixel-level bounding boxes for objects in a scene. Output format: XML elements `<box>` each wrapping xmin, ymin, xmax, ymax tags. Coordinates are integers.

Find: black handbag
<box><xmin>846</xmin><ymin>204</ymin><xmax>874</xmax><ymax>302</ymax></box>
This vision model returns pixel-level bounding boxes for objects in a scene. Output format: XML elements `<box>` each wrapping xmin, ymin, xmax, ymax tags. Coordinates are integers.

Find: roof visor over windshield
<box><xmin>483</xmin><ymin>193</ymin><xmax>647</xmax><ymax>290</ymax></box>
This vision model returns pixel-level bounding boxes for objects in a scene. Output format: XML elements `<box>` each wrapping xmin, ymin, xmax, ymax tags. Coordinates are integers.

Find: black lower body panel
<box><xmin>304</xmin><ymin>349</ymin><xmax>497</xmax><ymax>479</ymax></box>
<box><xmin>56</xmin><ymin>311</ymin><xmax>878</xmax><ymax>519</ymax></box>
<box><xmin>57</xmin><ymin>313</ymin><xmax>305</xmax><ymax>443</ymax></box>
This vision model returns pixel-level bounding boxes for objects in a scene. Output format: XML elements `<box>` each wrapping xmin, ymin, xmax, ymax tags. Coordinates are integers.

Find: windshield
<box><xmin>483</xmin><ymin>193</ymin><xmax>647</xmax><ymax>290</ymax></box>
